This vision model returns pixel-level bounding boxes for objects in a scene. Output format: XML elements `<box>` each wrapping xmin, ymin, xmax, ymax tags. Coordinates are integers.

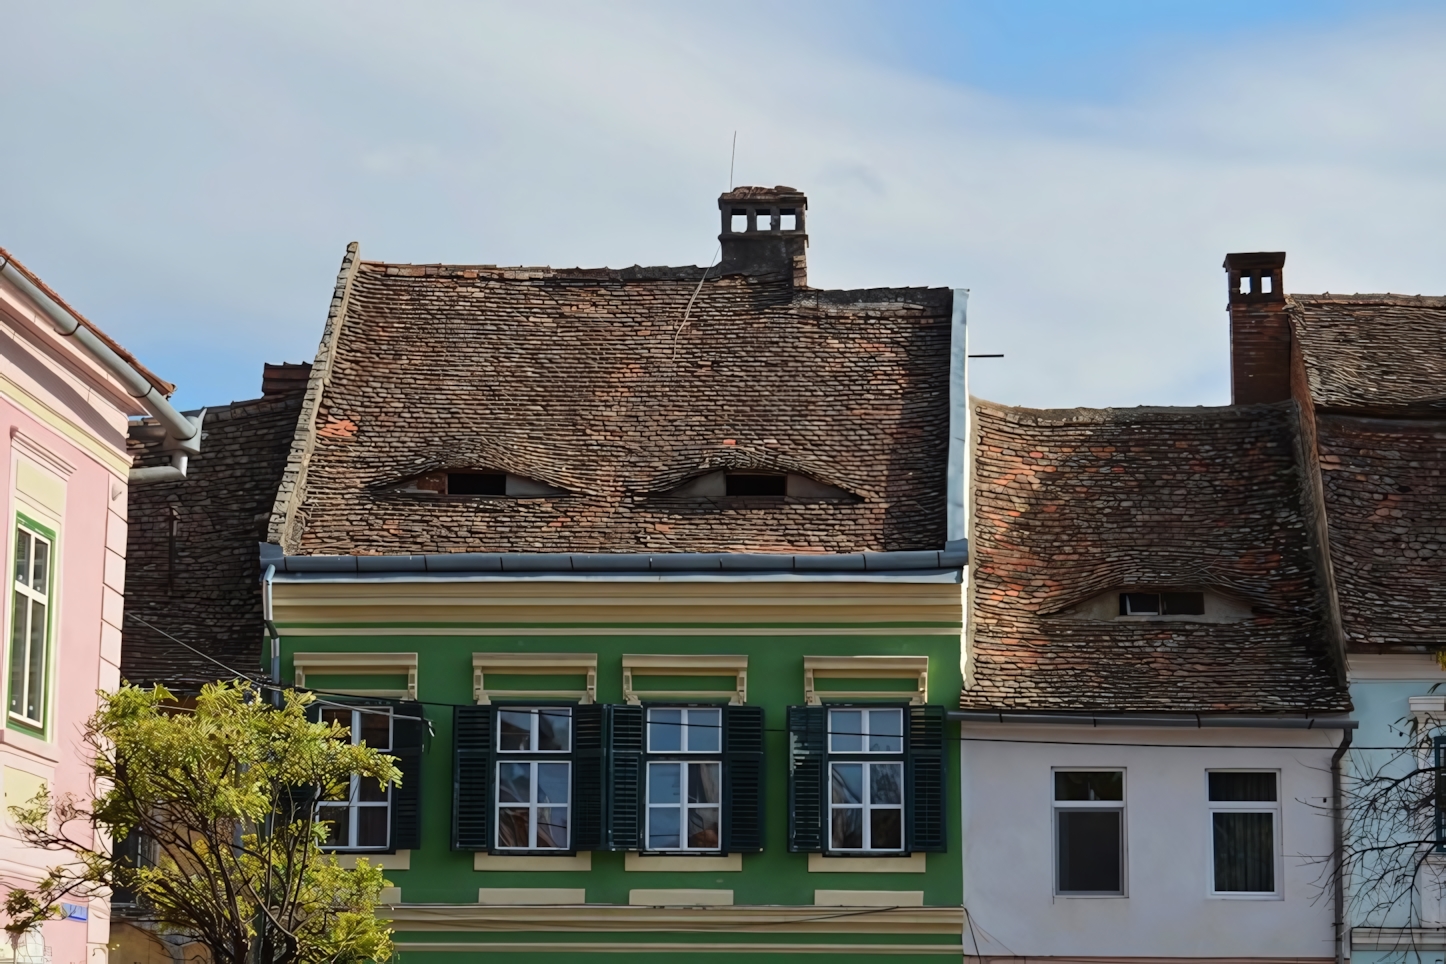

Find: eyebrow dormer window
<box><xmin>448</xmin><ymin>472</ymin><xmax>507</xmax><ymax>496</ymax></box>
<box><xmin>1119</xmin><ymin>592</ymin><xmax>1205</xmax><ymax>616</ymax></box>
<box><xmin>725</xmin><ymin>472</ymin><xmax>786</xmax><ymax>497</ymax></box>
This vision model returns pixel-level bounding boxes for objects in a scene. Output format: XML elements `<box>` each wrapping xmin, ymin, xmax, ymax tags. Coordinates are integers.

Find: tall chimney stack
<box><xmin>718</xmin><ymin>186</ymin><xmax>807</xmax><ymax>287</ymax></box>
<box><xmin>1223</xmin><ymin>251</ymin><xmax>1290</xmax><ymax>404</ymax></box>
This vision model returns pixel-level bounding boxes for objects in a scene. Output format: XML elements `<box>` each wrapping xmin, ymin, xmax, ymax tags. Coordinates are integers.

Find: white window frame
<box><xmin>494</xmin><ymin>758</ymin><xmax>572</xmax><ymax>852</ymax></box>
<box><xmin>827</xmin><ymin>760</ymin><xmax>905</xmax><ymax>854</ymax></box>
<box><xmin>646</xmin><ymin>706</ymin><xmax>722</xmax><ymax>754</ymax></box>
<box><xmin>1053</xmin><ymin>768</ymin><xmax>1127</xmax><ymax>898</ymax></box>
<box><xmin>644</xmin><ymin>760</ymin><xmax>723</xmax><ymax>853</ymax></box>
<box><xmin>1206</xmin><ymin>769</ymin><xmax>1282</xmax><ymax>899</ymax></box>
<box><xmin>8</xmin><ymin>521</ymin><xmax>52</xmax><ymax>729</ymax></box>
<box><xmin>827</xmin><ymin>707</ymin><xmax>905</xmax><ymax>754</ymax></box>
<box><xmin>319</xmin><ymin>706</ymin><xmax>392</xmax><ymax>852</ymax></box>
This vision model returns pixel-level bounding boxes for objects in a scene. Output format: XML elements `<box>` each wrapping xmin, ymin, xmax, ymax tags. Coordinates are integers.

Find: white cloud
<box><xmin>2</xmin><ymin>1</ymin><xmax>1443</xmax><ymax>409</ymax></box>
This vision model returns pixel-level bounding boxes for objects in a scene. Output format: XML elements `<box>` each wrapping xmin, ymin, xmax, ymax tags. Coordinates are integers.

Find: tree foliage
<box><xmin>3</xmin><ymin>682</ymin><xmax>401</xmax><ymax>964</ymax></box>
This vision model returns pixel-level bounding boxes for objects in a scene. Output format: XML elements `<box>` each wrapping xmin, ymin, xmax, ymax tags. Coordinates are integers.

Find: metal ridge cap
<box><xmin>269</xmin><ymin>568</ymin><xmax>964</xmax><ymax>585</ymax></box>
<box><xmin>950</xmin><ymin>710</ymin><xmax>1357</xmax><ymax>729</ymax></box>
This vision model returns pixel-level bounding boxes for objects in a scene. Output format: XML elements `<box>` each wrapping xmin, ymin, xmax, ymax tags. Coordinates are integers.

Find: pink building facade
<box><xmin>0</xmin><ymin>249</ymin><xmax>183</xmax><ymax>964</ymax></box>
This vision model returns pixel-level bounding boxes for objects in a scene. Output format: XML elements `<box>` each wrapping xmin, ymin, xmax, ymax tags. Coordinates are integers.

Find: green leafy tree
<box><xmin>3</xmin><ymin>681</ymin><xmax>400</xmax><ymax>964</ymax></box>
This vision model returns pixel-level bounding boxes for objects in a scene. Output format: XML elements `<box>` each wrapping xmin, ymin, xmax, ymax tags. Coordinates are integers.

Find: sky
<box><xmin>3</xmin><ymin>1</ymin><xmax>1444</xmax><ymax>411</ymax></box>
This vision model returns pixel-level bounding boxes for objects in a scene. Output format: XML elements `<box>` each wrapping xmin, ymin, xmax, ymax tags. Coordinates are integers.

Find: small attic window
<box><xmin>1119</xmin><ymin>592</ymin><xmax>1205</xmax><ymax>617</ymax></box>
<box><xmin>448</xmin><ymin>472</ymin><xmax>507</xmax><ymax>496</ymax></box>
<box><xmin>725</xmin><ymin>472</ymin><xmax>787</xmax><ymax>497</ymax></box>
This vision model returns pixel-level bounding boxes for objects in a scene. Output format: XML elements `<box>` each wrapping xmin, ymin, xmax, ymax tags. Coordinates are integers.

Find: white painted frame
<box><xmin>1205</xmin><ymin>769</ymin><xmax>1283</xmax><ymax>900</ymax></box>
<box><xmin>1052</xmin><ymin>767</ymin><xmax>1128</xmax><ymax>898</ymax></box>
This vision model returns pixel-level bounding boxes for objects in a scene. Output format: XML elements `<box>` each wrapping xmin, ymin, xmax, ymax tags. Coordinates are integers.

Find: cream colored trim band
<box><xmin>383</xmin><ymin>902</ymin><xmax>960</xmax><ymax>935</ymax></box>
<box><xmin>393</xmin><ymin>942</ymin><xmax>964</xmax><ymax>955</ymax></box>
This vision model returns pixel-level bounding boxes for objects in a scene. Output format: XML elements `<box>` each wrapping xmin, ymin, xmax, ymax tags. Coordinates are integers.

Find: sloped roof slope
<box><xmin>275</xmin><ymin>258</ymin><xmax>953</xmax><ymax>555</ymax></box>
<box><xmin>1290</xmin><ymin>295</ymin><xmax>1446</xmax><ymax>414</ymax></box>
<box><xmin>964</xmin><ymin>400</ymin><xmax>1348</xmax><ymax>713</ymax></box>
<box><xmin>1316</xmin><ymin>413</ymin><xmax>1446</xmax><ymax>651</ymax></box>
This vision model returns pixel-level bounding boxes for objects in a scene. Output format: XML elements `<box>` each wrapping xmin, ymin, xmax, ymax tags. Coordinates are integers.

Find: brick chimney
<box><xmin>1223</xmin><ymin>252</ymin><xmax>1289</xmax><ymax>404</ymax></box>
<box><xmin>262</xmin><ymin>362</ymin><xmax>312</xmax><ymax>398</ymax></box>
<box><xmin>718</xmin><ymin>186</ymin><xmax>807</xmax><ymax>286</ymax></box>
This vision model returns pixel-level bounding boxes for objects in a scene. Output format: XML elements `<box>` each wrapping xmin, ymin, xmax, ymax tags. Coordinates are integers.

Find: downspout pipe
<box><xmin>1332</xmin><ymin>727</ymin><xmax>1353</xmax><ymax>964</ymax></box>
<box><xmin>0</xmin><ymin>255</ymin><xmax>202</xmax><ymax>484</ymax></box>
<box><xmin>262</xmin><ymin>564</ymin><xmax>282</xmax><ymax>707</ymax></box>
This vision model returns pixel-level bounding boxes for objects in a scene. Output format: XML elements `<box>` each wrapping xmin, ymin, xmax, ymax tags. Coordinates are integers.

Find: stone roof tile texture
<box><xmin>1290</xmin><ymin>295</ymin><xmax>1446</xmax><ymax>414</ymax></box>
<box><xmin>284</xmin><ymin>262</ymin><xmax>953</xmax><ymax>555</ymax></box>
<box><xmin>964</xmin><ymin>400</ymin><xmax>1349</xmax><ymax>713</ymax></box>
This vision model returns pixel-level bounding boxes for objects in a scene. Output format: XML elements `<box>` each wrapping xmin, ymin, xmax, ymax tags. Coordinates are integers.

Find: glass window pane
<box><xmin>688</xmin><ymin>709</ymin><xmax>721</xmax><ymax>753</ymax></box>
<box><xmin>498</xmin><ymin>762</ymin><xmax>531</xmax><ymax>803</ymax></box>
<box><xmin>536</xmin><ymin>763</ymin><xmax>570</xmax><ymax>804</ymax></box>
<box><xmin>321</xmin><ymin>708</ymin><xmax>350</xmax><ymax>729</ymax></box>
<box><xmin>496</xmin><ymin>807</ymin><xmax>530</xmax><ymax>848</ymax></box>
<box><xmin>536</xmin><ymin>807</ymin><xmax>568</xmax><ymax>849</ymax></box>
<box><xmin>1161</xmin><ymin>592</ymin><xmax>1204</xmax><ymax>616</ymax></box>
<box><xmin>831</xmin><ymin>807</ymin><xmax>863</xmax><ymax>849</ymax></box>
<box><xmin>25</xmin><ymin>600</ymin><xmax>44</xmax><ymax>721</ymax></box>
<box><xmin>318</xmin><ymin>805</ymin><xmax>348</xmax><ymax>847</ymax></box>
<box><xmin>649</xmin><ymin>763</ymin><xmax>681</xmax><ymax>804</ymax></box>
<box><xmin>829</xmin><ymin>710</ymin><xmax>863</xmax><ymax>753</ymax></box>
<box><xmin>356</xmin><ymin>806</ymin><xmax>389</xmax><ymax>847</ymax></box>
<box><xmin>688</xmin><ymin>806</ymin><xmax>720</xmax><ymax>849</ymax></box>
<box><xmin>1209</xmin><ymin>772</ymin><xmax>1277</xmax><ymax>802</ymax></box>
<box><xmin>649</xmin><ymin>709</ymin><xmax>682</xmax><ymax>752</ymax></box>
<box><xmin>9</xmin><ymin>590</ymin><xmax>27</xmax><ymax>717</ymax></box>
<box><xmin>690</xmin><ymin>763</ymin><xmax>720</xmax><ymax>804</ymax></box>
<box><xmin>30</xmin><ymin>540</ymin><xmax>47</xmax><ymax>595</ymax></box>
<box><xmin>358</xmin><ymin>777</ymin><xmax>389</xmax><ymax>803</ymax></box>
<box><xmin>649</xmin><ymin>806</ymin><xmax>680</xmax><ymax>849</ymax></box>
<box><xmin>871</xmin><ymin>808</ymin><xmax>902</xmax><ymax>850</ymax></box>
<box><xmin>13</xmin><ymin>531</ymin><xmax>29</xmax><ymax>587</ymax></box>
<box><xmin>868</xmin><ymin>709</ymin><xmax>903</xmax><ymax>753</ymax></box>
<box><xmin>538</xmin><ymin>710</ymin><xmax>570</xmax><ymax>752</ymax></box>
<box><xmin>359</xmin><ymin>711</ymin><xmax>390</xmax><ymax>749</ymax></box>
<box><xmin>871</xmin><ymin>763</ymin><xmax>903</xmax><ymax>805</ymax></box>
<box><xmin>831</xmin><ymin>764</ymin><xmax>863</xmax><ymax>805</ymax></box>
<box><xmin>1213</xmin><ymin>812</ymin><xmax>1274</xmax><ymax>892</ymax></box>
<box><xmin>498</xmin><ymin>710</ymin><xmax>533</xmax><ymax>751</ymax></box>
<box><xmin>1057</xmin><ymin>810</ymin><xmax>1122</xmax><ymax>893</ymax></box>
<box><xmin>1054</xmin><ymin>771</ymin><xmax>1123</xmax><ymax>801</ymax></box>
<box><xmin>1122</xmin><ymin>593</ymin><xmax>1160</xmax><ymax>615</ymax></box>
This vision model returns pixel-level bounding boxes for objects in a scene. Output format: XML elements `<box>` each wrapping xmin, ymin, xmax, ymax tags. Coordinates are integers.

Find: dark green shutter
<box><xmin>452</xmin><ymin>704</ymin><xmax>493</xmax><ymax>851</ymax></box>
<box><xmin>722</xmin><ymin>705</ymin><xmax>765</xmax><ymax>854</ymax></box>
<box><xmin>607</xmin><ymin>704</ymin><xmax>644</xmax><ymax>850</ymax></box>
<box><xmin>906</xmin><ymin>704</ymin><xmax>947</xmax><ymax>853</ymax></box>
<box><xmin>389</xmin><ymin>702</ymin><xmax>426</xmax><ymax>851</ymax></box>
<box><xmin>1436</xmin><ymin>736</ymin><xmax>1446</xmax><ymax>852</ymax></box>
<box><xmin>572</xmin><ymin>703</ymin><xmax>607</xmax><ymax>851</ymax></box>
<box><xmin>787</xmin><ymin>705</ymin><xmax>826</xmax><ymax>852</ymax></box>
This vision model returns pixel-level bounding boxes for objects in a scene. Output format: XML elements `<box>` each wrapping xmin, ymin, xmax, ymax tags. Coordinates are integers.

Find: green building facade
<box><xmin>260</xmin><ymin>185</ymin><xmax>969</xmax><ymax>959</ymax></box>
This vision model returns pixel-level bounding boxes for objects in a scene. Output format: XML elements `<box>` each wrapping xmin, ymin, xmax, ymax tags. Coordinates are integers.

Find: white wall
<box><xmin>961</xmin><ymin>724</ymin><xmax>1341</xmax><ymax>960</ymax></box>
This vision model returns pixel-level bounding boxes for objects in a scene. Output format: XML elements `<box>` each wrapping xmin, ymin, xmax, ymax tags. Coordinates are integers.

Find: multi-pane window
<box><xmin>319</xmin><ymin>707</ymin><xmax>392</xmax><ymax>850</ymax></box>
<box><xmin>827</xmin><ymin>708</ymin><xmax>905</xmax><ymax>853</ymax></box>
<box><xmin>9</xmin><ymin>524</ymin><xmax>51</xmax><ymax>727</ymax></box>
<box><xmin>1208</xmin><ymin>771</ymin><xmax>1278</xmax><ymax>894</ymax></box>
<box><xmin>1055</xmin><ymin>770</ymin><xmax>1125</xmax><ymax>895</ymax></box>
<box><xmin>646</xmin><ymin>707</ymin><xmax>721</xmax><ymax>852</ymax></box>
<box><xmin>495</xmin><ymin>707</ymin><xmax>571</xmax><ymax>851</ymax></box>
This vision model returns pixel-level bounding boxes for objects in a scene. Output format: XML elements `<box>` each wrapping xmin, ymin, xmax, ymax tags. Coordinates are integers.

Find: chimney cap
<box><xmin>720</xmin><ymin>185</ymin><xmax>807</xmax><ymax>207</ymax></box>
<box><xmin>1223</xmin><ymin>251</ymin><xmax>1286</xmax><ymax>272</ymax></box>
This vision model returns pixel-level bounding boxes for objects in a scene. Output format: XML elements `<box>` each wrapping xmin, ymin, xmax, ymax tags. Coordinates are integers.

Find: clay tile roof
<box><xmin>1316</xmin><ymin>413</ymin><xmax>1446</xmax><ymax>651</ymax></box>
<box><xmin>1290</xmin><ymin>294</ymin><xmax>1446</xmax><ymax>414</ymax></box>
<box><xmin>964</xmin><ymin>400</ymin><xmax>1348</xmax><ymax>713</ymax></box>
<box><xmin>271</xmin><ymin>250</ymin><xmax>955</xmax><ymax>556</ymax></box>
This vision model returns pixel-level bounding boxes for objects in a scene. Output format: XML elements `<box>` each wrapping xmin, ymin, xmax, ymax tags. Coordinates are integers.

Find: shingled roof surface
<box><xmin>124</xmin><ymin>389</ymin><xmax>308</xmax><ymax>685</ymax></box>
<box><xmin>964</xmin><ymin>400</ymin><xmax>1348</xmax><ymax>713</ymax></box>
<box><xmin>1316</xmin><ymin>413</ymin><xmax>1446</xmax><ymax>652</ymax></box>
<box><xmin>1290</xmin><ymin>295</ymin><xmax>1446</xmax><ymax>414</ymax></box>
<box><xmin>275</xmin><ymin>258</ymin><xmax>953</xmax><ymax>555</ymax></box>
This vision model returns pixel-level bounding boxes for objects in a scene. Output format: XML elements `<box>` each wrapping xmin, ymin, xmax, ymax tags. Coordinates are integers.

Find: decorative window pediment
<box><xmin>803</xmin><ymin>656</ymin><xmax>928</xmax><ymax>706</ymax></box>
<box><xmin>472</xmin><ymin>653</ymin><xmax>597</xmax><ymax>705</ymax></box>
<box><xmin>292</xmin><ymin>652</ymin><xmax>417</xmax><ymax>700</ymax></box>
<box><xmin>623</xmin><ymin>654</ymin><xmax>748</xmax><ymax>705</ymax></box>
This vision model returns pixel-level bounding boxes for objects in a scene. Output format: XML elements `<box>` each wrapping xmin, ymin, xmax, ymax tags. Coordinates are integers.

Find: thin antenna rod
<box><xmin>729</xmin><ymin>131</ymin><xmax>737</xmax><ymax>190</ymax></box>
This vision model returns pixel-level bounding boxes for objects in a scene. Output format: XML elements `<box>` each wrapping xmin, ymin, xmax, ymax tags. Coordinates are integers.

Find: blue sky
<box><xmin>3</xmin><ymin>1</ymin><xmax>1444</xmax><ymax>411</ymax></box>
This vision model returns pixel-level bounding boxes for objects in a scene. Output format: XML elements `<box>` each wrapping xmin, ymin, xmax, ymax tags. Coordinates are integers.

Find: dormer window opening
<box><xmin>447</xmin><ymin>472</ymin><xmax>507</xmax><ymax>496</ymax></box>
<box><xmin>725</xmin><ymin>472</ymin><xmax>787</xmax><ymax>497</ymax></box>
<box><xmin>1119</xmin><ymin>592</ymin><xmax>1205</xmax><ymax>617</ymax></box>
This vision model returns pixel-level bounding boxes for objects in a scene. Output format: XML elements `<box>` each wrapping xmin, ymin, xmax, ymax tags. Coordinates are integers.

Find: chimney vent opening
<box><xmin>1259</xmin><ymin>274</ymin><xmax>1272</xmax><ymax>294</ymax></box>
<box><xmin>730</xmin><ymin>209</ymin><xmax>749</xmax><ymax>233</ymax></box>
<box><xmin>753</xmin><ymin>209</ymin><xmax>774</xmax><ymax>232</ymax></box>
<box><xmin>779</xmin><ymin>210</ymin><xmax>797</xmax><ymax>231</ymax></box>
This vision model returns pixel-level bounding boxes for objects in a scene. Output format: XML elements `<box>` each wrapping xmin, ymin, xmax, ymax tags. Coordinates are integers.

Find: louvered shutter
<box><xmin>787</xmin><ymin>705</ymin><xmax>826</xmax><ymax>852</ymax></box>
<box><xmin>284</xmin><ymin>703</ymin><xmax>328</xmax><ymax>824</ymax></box>
<box><xmin>722</xmin><ymin>704</ymin><xmax>765</xmax><ymax>853</ymax></box>
<box><xmin>607</xmin><ymin>704</ymin><xmax>644</xmax><ymax>850</ymax></box>
<box><xmin>451</xmin><ymin>704</ymin><xmax>493</xmax><ymax>851</ymax></box>
<box><xmin>905</xmin><ymin>704</ymin><xmax>947</xmax><ymax>852</ymax></box>
<box><xmin>572</xmin><ymin>703</ymin><xmax>607</xmax><ymax>851</ymax></box>
<box><xmin>389</xmin><ymin>702</ymin><xmax>426</xmax><ymax>851</ymax></box>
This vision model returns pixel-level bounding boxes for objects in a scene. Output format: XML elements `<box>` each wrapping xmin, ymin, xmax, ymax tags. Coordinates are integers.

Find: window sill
<box><xmin>475</xmin><ymin>851</ymin><xmax>591</xmax><ymax>871</ymax></box>
<box><xmin>330</xmin><ymin>850</ymin><xmax>410</xmax><ymax>870</ymax></box>
<box><xmin>1054</xmin><ymin>893</ymin><xmax>1127</xmax><ymax>899</ymax></box>
<box><xmin>808</xmin><ymin>853</ymin><xmax>925</xmax><ymax>874</ymax></box>
<box><xmin>0</xmin><ymin>724</ymin><xmax>59</xmax><ymax>763</ymax></box>
<box><xmin>1208</xmin><ymin>892</ymin><xmax>1283</xmax><ymax>901</ymax></box>
<box><xmin>627</xmin><ymin>852</ymin><xmax>742</xmax><ymax>872</ymax></box>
